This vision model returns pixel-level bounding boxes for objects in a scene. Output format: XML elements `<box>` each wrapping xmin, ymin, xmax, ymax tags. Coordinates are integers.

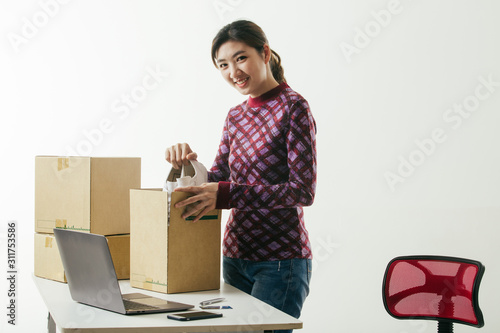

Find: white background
<box><xmin>1</xmin><ymin>0</ymin><xmax>500</xmax><ymax>332</ymax></box>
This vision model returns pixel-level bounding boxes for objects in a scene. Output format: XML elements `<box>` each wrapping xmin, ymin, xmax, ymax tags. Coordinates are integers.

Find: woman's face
<box><xmin>215</xmin><ymin>40</ymin><xmax>274</xmax><ymax>98</ymax></box>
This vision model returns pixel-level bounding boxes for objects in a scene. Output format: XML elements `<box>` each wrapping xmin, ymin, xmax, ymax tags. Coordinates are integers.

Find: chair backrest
<box><xmin>383</xmin><ymin>255</ymin><xmax>484</xmax><ymax>328</ymax></box>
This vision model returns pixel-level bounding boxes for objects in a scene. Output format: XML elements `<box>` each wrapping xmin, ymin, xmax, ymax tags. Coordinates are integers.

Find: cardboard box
<box><xmin>34</xmin><ymin>233</ymin><xmax>131</xmax><ymax>282</ymax></box>
<box><xmin>34</xmin><ymin>233</ymin><xmax>66</xmax><ymax>282</ymax></box>
<box><xmin>35</xmin><ymin>156</ymin><xmax>141</xmax><ymax>235</ymax></box>
<box><xmin>130</xmin><ymin>189</ymin><xmax>221</xmax><ymax>294</ymax></box>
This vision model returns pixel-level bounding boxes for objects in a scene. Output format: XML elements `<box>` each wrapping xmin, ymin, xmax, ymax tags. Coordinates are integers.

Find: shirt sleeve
<box><xmin>217</xmin><ymin>99</ymin><xmax>317</xmax><ymax>210</ymax></box>
<box><xmin>207</xmin><ymin>115</ymin><xmax>231</xmax><ymax>183</ymax></box>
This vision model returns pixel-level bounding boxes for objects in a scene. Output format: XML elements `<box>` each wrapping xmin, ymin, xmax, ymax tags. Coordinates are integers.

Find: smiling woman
<box><xmin>165</xmin><ymin>20</ymin><xmax>317</xmax><ymax>333</ymax></box>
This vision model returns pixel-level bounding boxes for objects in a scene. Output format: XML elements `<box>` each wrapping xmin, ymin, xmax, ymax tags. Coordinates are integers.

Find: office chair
<box><xmin>383</xmin><ymin>255</ymin><xmax>484</xmax><ymax>332</ymax></box>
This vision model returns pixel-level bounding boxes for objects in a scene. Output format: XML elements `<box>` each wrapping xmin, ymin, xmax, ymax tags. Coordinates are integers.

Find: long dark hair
<box><xmin>211</xmin><ymin>20</ymin><xmax>286</xmax><ymax>84</ymax></box>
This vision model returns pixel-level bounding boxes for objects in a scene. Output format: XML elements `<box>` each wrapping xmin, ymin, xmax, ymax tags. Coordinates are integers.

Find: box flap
<box><xmin>129</xmin><ymin>189</ymin><xmax>169</xmax><ymax>292</ymax></box>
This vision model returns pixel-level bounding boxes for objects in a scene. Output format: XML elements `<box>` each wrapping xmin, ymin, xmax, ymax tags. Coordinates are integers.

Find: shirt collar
<box><xmin>247</xmin><ymin>82</ymin><xmax>289</xmax><ymax>108</ymax></box>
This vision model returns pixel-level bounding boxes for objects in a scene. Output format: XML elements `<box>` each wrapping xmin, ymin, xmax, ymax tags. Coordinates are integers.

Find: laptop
<box><xmin>53</xmin><ymin>228</ymin><xmax>194</xmax><ymax>314</ymax></box>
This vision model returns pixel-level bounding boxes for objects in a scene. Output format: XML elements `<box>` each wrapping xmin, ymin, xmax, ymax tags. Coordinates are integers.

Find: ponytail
<box><xmin>270</xmin><ymin>49</ymin><xmax>286</xmax><ymax>84</ymax></box>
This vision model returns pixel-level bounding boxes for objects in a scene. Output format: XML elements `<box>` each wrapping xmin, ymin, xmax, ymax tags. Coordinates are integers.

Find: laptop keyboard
<box><xmin>123</xmin><ymin>299</ymin><xmax>159</xmax><ymax>311</ymax></box>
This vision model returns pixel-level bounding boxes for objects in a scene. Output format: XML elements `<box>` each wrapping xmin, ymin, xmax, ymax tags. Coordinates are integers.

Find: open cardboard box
<box><xmin>35</xmin><ymin>156</ymin><xmax>141</xmax><ymax>235</ymax></box>
<box><xmin>130</xmin><ymin>189</ymin><xmax>221</xmax><ymax>294</ymax></box>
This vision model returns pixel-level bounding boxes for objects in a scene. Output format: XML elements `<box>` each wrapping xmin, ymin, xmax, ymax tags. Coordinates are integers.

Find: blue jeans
<box><xmin>223</xmin><ymin>256</ymin><xmax>312</xmax><ymax>333</ymax></box>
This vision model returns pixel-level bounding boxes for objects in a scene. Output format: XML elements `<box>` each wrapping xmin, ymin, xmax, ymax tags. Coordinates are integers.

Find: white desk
<box><xmin>34</xmin><ymin>276</ymin><xmax>302</xmax><ymax>332</ymax></box>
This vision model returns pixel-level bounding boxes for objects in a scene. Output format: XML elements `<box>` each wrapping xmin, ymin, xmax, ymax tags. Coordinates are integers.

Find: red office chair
<box><xmin>383</xmin><ymin>255</ymin><xmax>485</xmax><ymax>332</ymax></box>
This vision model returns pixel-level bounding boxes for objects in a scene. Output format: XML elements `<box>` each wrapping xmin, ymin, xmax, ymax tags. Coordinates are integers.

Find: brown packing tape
<box><xmin>44</xmin><ymin>237</ymin><xmax>53</xmax><ymax>248</ymax></box>
<box><xmin>143</xmin><ymin>277</ymin><xmax>153</xmax><ymax>289</ymax></box>
<box><xmin>55</xmin><ymin>219</ymin><xmax>67</xmax><ymax>229</ymax></box>
<box><xmin>57</xmin><ymin>157</ymin><xmax>69</xmax><ymax>171</ymax></box>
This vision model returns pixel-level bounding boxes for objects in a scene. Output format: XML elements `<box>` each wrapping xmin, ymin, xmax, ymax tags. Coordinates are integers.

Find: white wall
<box><xmin>1</xmin><ymin>0</ymin><xmax>499</xmax><ymax>332</ymax></box>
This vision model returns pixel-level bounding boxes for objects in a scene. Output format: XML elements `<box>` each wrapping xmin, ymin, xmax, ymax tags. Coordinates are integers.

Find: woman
<box><xmin>165</xmin><ymin>20</ymin><xmax>316</xmax><ymax>332</ymax></box>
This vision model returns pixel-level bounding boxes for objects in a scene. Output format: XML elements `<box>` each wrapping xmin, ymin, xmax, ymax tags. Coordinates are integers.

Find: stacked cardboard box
<box><xmin>130</xmin><ymin>189</ymin><xmax>221</xmax><ymax>293</ymax></box>
<box><xmin>34</xmin><ymin>156</ymin><xmax>141</xmax><ymax>282</ymax></box>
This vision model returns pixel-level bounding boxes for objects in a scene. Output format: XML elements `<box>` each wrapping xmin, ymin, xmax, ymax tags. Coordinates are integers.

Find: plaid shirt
<box><xmin>208</xmin><ymin>83</ymin><xmax>317</xmax><ymax>261</ymax></box>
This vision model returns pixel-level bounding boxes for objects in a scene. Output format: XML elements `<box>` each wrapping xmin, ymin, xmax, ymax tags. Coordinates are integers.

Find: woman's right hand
<box><xmin>165</xmin><ymin>143</ymin><xmax>198</xmax><ymax>169</ymax></box>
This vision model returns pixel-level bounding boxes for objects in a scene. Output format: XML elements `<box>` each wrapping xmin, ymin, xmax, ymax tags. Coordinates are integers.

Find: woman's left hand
<box><xmin>173</xmin><ymin>182</ymin><xmax>219</xmax><ymax>222</ymax></box>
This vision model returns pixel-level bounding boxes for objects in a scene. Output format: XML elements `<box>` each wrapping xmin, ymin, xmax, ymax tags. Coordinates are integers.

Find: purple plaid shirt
<box><xmin>208</xmin><ymin>83</ymin><xmax>317</xmax><ymax>261</ymax></box>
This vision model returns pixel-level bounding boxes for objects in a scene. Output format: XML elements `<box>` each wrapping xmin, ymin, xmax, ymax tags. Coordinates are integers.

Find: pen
<box><xmin>200</xmin><ymin>305</ymin><xmax>232</xmax><ymax>309</ymax></box>
<box><xmin>200</xmin><ymin>297</ymin><xmax>225</xmax><ymax>306</ymax></box>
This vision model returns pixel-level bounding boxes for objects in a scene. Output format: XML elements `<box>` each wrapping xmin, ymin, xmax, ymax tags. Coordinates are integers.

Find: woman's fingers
<box><xmin>165</xmin><ymin>143</ymin><xmax>196</xmax><ymax>169</ymax></box>
<box><xmin>173</xmin><ymin>184</ymin><xmax>218</xmax><ymax>221</ymax></box>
